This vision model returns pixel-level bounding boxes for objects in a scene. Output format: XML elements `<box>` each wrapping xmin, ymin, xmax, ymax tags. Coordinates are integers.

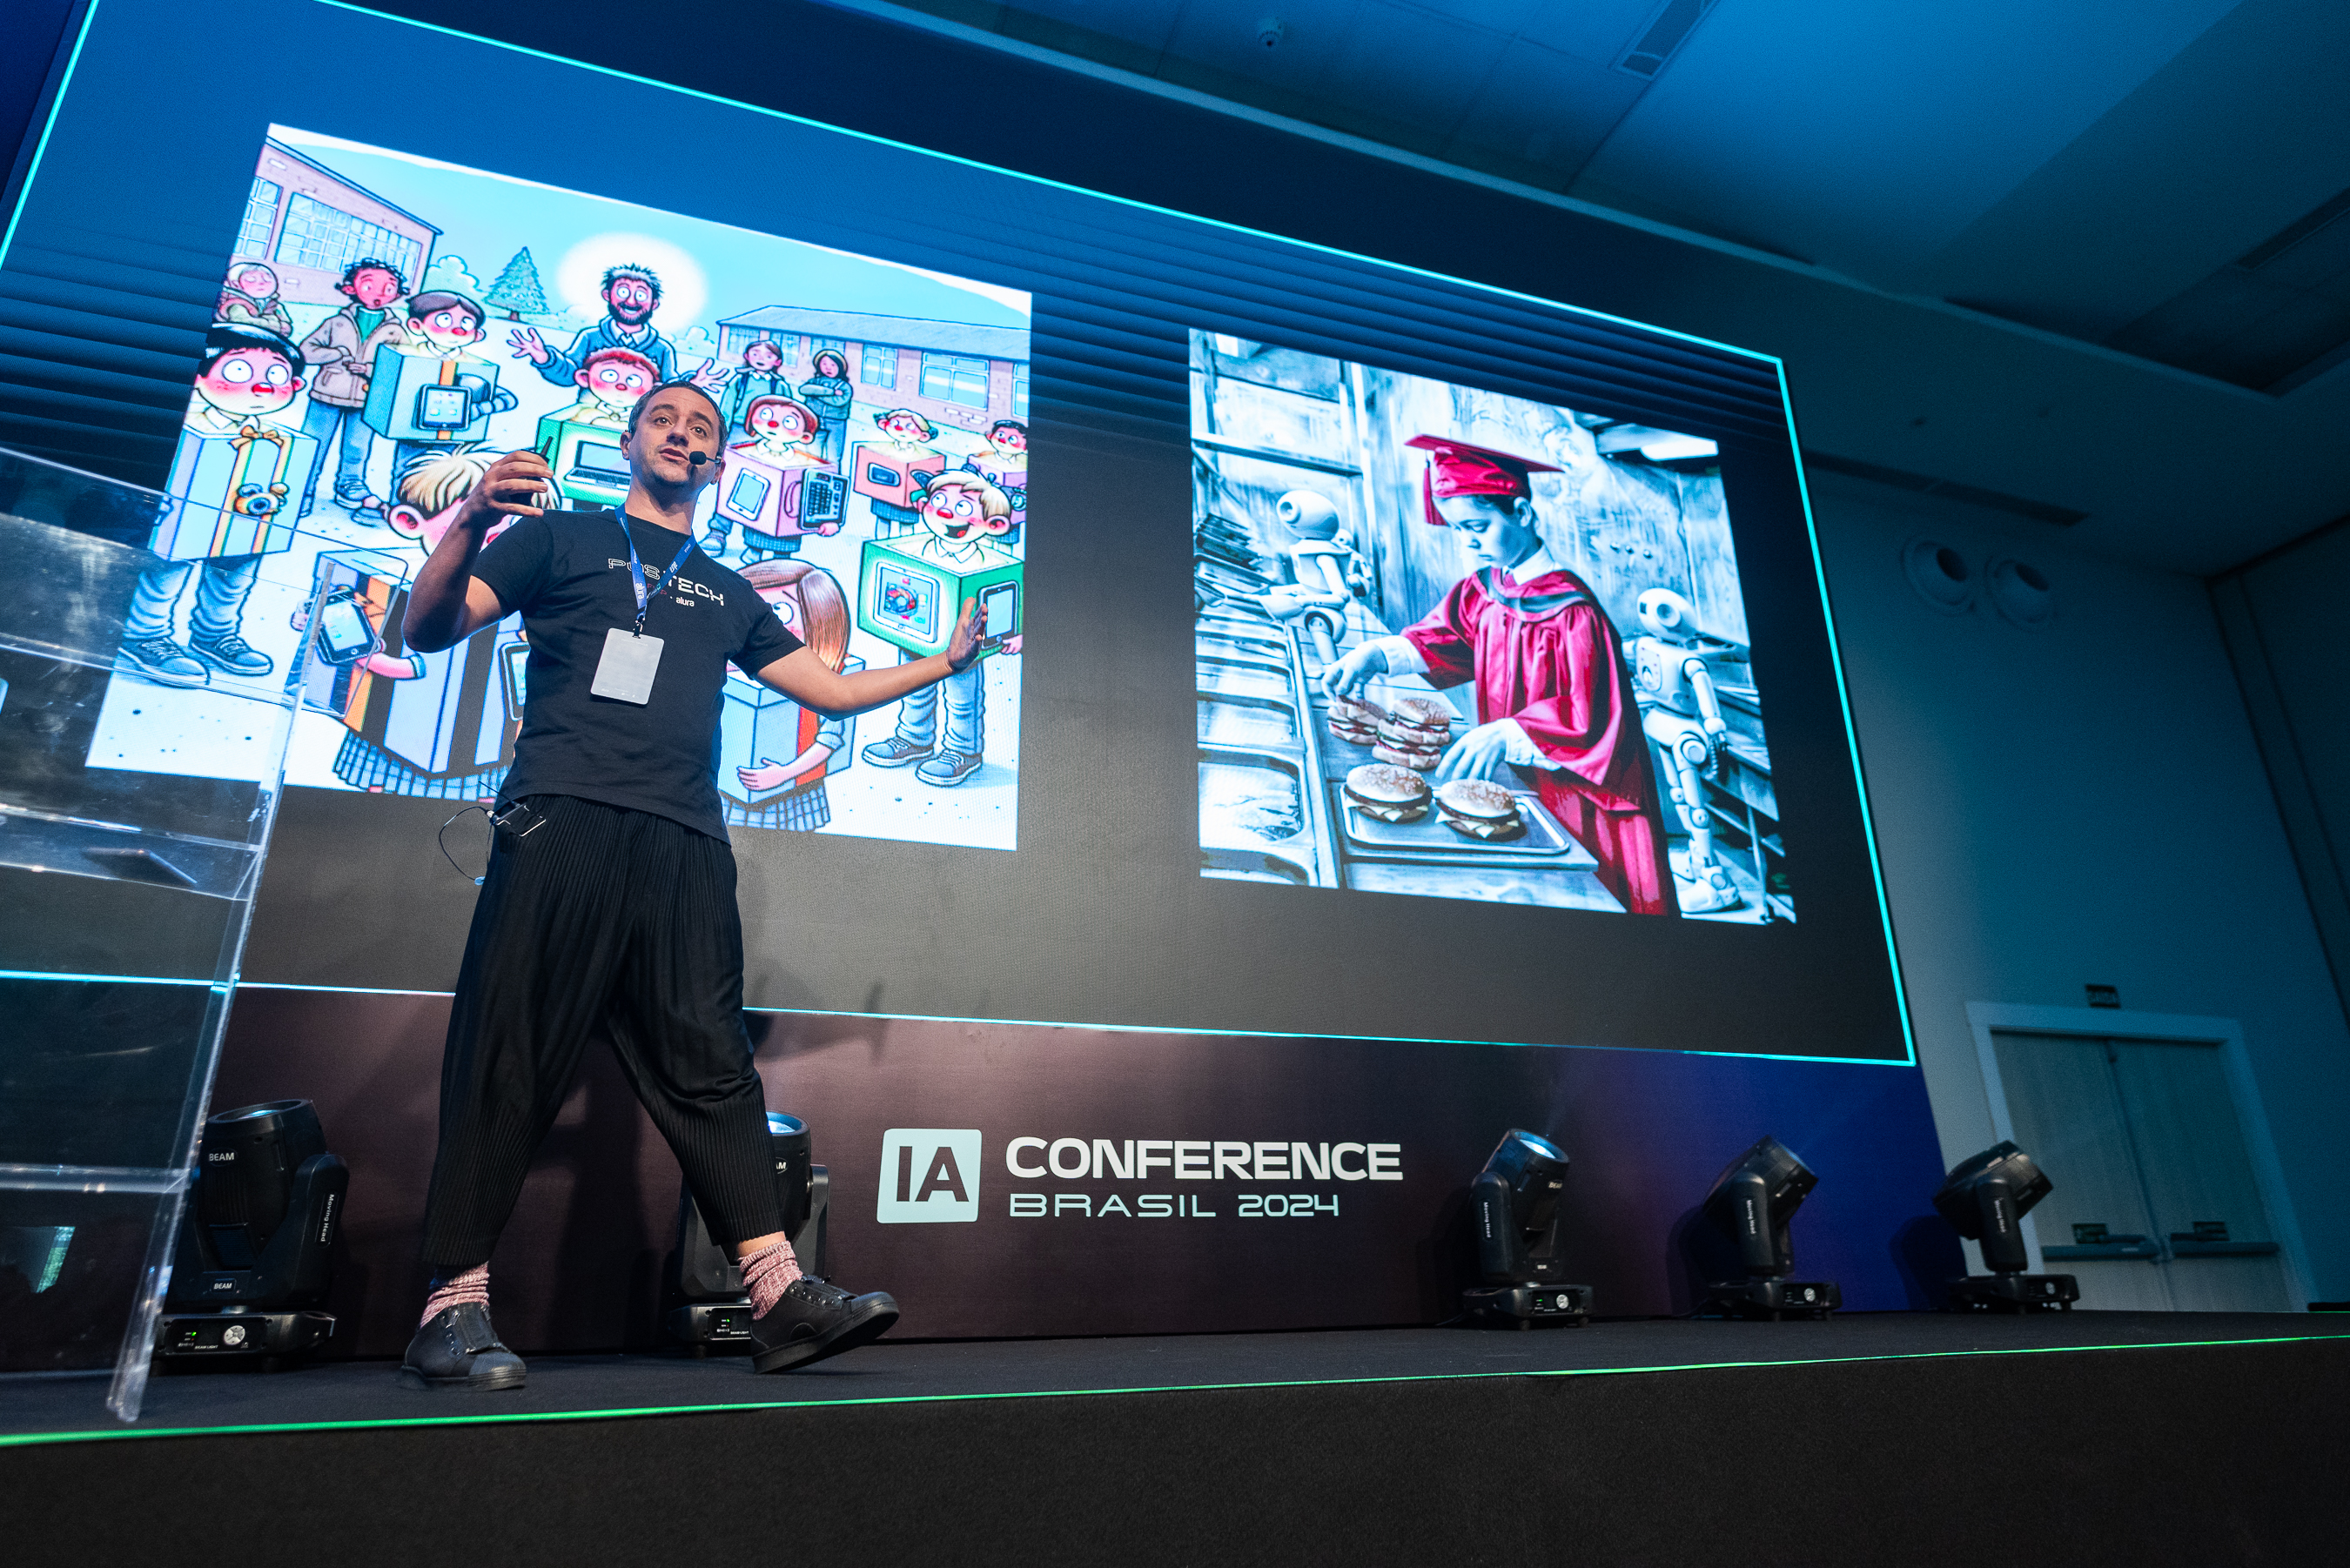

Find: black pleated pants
<box><xmin>420</xmin><ymin>794</ymin><xmax>785</xmax><ymax>1270</ymax></box>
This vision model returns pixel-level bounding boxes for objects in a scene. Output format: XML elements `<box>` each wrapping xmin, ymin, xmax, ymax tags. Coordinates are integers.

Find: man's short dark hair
<box><xmin>626</xmin><ymin>379</ymin><xmax>724</xmax><ymax>439</ymax></box>
<box><xmin>601</xmin><ymin>265</ymin><xmax>661</xmax><ymax>302</ymax></box>
<box><xmin>199</xmin><ymin>321</ymin><xmax>304</xmax><ymax>379</ymax></box>
<box><xmin>339</xmin><ymin>257</ymin><xmax>407</xmax><ymax>295</ymax></box>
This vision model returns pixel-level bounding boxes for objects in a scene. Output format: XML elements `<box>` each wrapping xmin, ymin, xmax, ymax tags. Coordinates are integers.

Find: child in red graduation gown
<box><xmin>1324</xmin><ymin>435</ymin><xmax>1678</xmax><ymax>916</ymax></box>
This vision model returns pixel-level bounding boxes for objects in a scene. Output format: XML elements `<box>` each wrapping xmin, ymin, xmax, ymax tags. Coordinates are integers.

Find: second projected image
<box><xmin>1193</xmin><ymin>334</ymin><xmax>1788</xmax><ymax>921</ymax></box>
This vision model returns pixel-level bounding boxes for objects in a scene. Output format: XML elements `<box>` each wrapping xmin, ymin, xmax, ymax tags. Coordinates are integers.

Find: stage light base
<box><xmin>666</xmin><ymin>1299</ymin><xmax>756</xmax><ymax>1354</ymax></box>
<box><xmin>157</xmin><ymin>1310</ymin><xmax>335</xmax><ymax>1368</ymax></box>
<box><xmin>1702</xmin><ymin>1277</ymin><xmax>1840</xmax><ymax>1320</ymax></box>
<box><xmin>1462</xmin><ymin>1283</ymin><xmax>1592</xmax><ymax>1328</ymax></box>
<box><xmin>1949</xmin><ymin>1272</ymin><xmax>2078</xmax><ymax>1312</ymax></box>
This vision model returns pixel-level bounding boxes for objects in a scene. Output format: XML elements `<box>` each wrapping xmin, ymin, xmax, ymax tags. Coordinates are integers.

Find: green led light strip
<box><xmin>3</xmin><ymin>1332</ymin><xmax>2338</xmax><ymax>1449</ymax></box>
<box><xmin>1778</xmin><ymin>363</ymin><xmax>1918</xmax><ymax>1068</ymax></box>
<box><xmin>0</xmin><ymin>0</ymin><xmax>102</xmax><ymax>275</ymax></box>
<box><xmin>0</xmin><ymin>978</ymin><xmax>1909</xmax><ymax>1069</ymax></box>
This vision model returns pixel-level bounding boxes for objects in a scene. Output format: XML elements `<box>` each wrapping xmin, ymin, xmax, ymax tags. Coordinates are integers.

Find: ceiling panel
<box><xmin>1153</xmin><ymin>0</ymin><xmax>1372</xmax><ymax>97</ymax></box>
<box><xmin>854</xmin><ymin>0</ymin><xmax>2348</xmax><ymax>401</ymax></box>
<box><xmin>1443</xmin><ymin>39</ymin><xmax>1647</xmax><ymax>184</ymax></box>
<box><xmin>1918</xmin><ymin>0</ymin><xmax>2350</xmax><ymax>342</ymax></box>
<box><xmin>1573</xmin><ymin>0</ymin><xmax>2247</xmax><ymax>284</ymax></box>
<box><xmin>1383</xmin><ymin>0</ymin><xmax>1548</xmax><ymax>30</ymax></box>
<box><xmin>990</xmin><ymin>0</ymin><xmax>1186</xmax><ymax>61</ymax></box>
<box><xmin>1292</xmin><ymin>0</ymin><xmax>1518</xmax><ymax>142</ymax></box>
<box><xmin>1515</xmin><ymin>0</ymin><xmax>1679</xmax><ymax>67</ymax></box>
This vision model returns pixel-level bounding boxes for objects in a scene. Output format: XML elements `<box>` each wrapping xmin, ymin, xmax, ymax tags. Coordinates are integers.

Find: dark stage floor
<box><xmin>6</xmin><ymin>1309</ymin><xmax>2345</xmax><ymax>1444</ymax></box>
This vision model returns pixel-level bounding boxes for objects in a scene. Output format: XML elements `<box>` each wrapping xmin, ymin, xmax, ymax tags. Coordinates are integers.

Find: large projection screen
<box><xmin>1</xmin><ymin>0</ymin><xmax>1910</xmax><ymax>1063</ymax></box>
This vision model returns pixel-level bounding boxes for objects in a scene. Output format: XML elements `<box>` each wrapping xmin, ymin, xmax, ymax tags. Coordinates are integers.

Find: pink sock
<box><xmin>420</xmin><ymin>1263</ymin><xmax>490</xmax><ymax>1328</ymax></box>
<box><xmin>741</xmin><ymin>1240</ymin><xmax>802</xmax><ymax>1318</ymax></box>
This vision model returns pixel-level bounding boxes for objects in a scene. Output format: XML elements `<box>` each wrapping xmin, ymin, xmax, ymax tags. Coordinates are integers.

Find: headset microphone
<box><xmin>688</xmin><ymin>450</ymin><xmax>708</xmax><ymax>468</ymax></box>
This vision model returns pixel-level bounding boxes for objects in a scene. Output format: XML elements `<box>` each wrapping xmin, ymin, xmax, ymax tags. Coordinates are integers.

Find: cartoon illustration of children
<box><xmin>547</xmin><ymin>345</ymin><xmax>661</xmax><ymax>429</ymax></box>
<box><xmin>702</xmin><ymin>395</ymin><xmax>843</xmax><ymax>562</ymax></box>
<box><xmin>854</xmin><ymin>406</ymin><xmax>943</xmax><ymax>536</ymax></box>
<box><xmin>860</xmin><ymin>471</ymin><xmax>1020</xmax><ymax>787</ymax></box>
<box><xmin>297</xmin><ymin>447</ymin><xmax>495</xmax><ymax>710</ymax></box>
<box><xmin>721</xmin><ymin>337</ymin><xmax>792</xmax><ymax>437</ymax></box>
<box><xmin>386</xmin><ymin>445</ymin><xmax>504</xmax><ymax>553</ymax></box>
<box><xmin>381</xmin><ymin>289</ymin><xmax>520</xmax><ymax>479</ymax></box>
<box><xmin>744</xmin><ymin>395</ymin><xmax>827</xmax><ymax>465</ymax></box>
<box><xmin>215</xmin><ymin>259</ymin><xmax>293</xmax><ymax>336</ymax></box>
<box><xmin>973</xmin><ymin>417</ymin><xmax>1028</xmax><ymax>544</ymax></box>
<box><xmin>729</xmin><ymin>560</ymin><xmax>856</xmax><ymax>830</ymax></box>
<box><xmin>798</xmin><ymin>347</ymin><xmax>854</xmax><ymax>466</ymax></box>
<box><xmin>402</xmin><ymin>290</ymin><xmax>499</xmax><ymax>360</ymax></box>
<box><xmin>122</xmin><ymin>324</ymin><xmax>309</xmax><ymax>686</ymax></box>
<box><xmin>316</xmin><ymin>446</ymin><xmax>527</xmax><ymax>798</ymax></box>
<box><xmin>507</xmin><ymin>262</ymin><xmax>722</xmax><ymax>392</ymax></box>
<box><xmin>298</xmin><ymin>257</ymin><xmax>409</xmax><ymax>520</ymax></box>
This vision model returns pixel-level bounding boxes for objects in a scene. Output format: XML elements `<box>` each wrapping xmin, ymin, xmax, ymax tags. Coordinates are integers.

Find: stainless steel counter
<box><xmin>1198</xmin><ymin>596</ymin><xmax>1623</xmax><ymax>912</ymax></box>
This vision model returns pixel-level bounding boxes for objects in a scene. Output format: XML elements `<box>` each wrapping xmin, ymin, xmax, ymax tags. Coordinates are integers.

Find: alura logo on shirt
<box><xmin>876</xmin><ymin>1129</ymin><xmax>981</xmax><ymax>1223</ymax></box>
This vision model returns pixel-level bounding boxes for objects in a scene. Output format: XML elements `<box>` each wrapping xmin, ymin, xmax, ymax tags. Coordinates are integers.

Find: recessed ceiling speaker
<box><xmin>1256</xmin><ymin>15</ymin><xmax>1285</xmax><ymax>47</ymax></box>
<box><xmin>1985</xmin><ymin>558</ymin><xmax>2057</xmax><ymax>631</ymax></box>
<box><xmin>1901</xmin><ymin>538</ymin><xmax>1975</xmax><ymax>614</ymax></box>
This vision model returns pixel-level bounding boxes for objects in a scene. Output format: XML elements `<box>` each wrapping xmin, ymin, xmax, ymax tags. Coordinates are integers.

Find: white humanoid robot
<box><xmin>1629</xmin><ymin>587</ymin><xmax>1749</xmax><ymax>915</ymax></box>
<box><xmin>1258</xmin><ymin>489</ymin><xmax>1366</xmax><ymax>665</ymax></box>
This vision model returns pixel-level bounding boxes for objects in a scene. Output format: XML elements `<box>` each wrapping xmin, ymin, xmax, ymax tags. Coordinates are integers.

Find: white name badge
<box><xmin>590</xmin><ymin>627</ymin><xmax>663</xmax><ymax>704</ymax></box>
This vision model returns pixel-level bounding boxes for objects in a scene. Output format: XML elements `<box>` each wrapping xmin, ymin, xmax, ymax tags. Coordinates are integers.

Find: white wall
<box><xmin>1805</xmin><ymin>472</ymin><xmax>2350</xmax><ymax>1300</ymax></box>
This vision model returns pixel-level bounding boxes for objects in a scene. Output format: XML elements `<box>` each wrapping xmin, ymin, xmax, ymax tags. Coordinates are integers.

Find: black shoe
<box><xmin>398</xmin><ymin>1303</ymin><xmax>527</xmax><ymax>1390</ymax></box>
<box><xmin>749</xmin><ymin>1277</ymin><xmax>899</xmax><ymax>1373</ymax></box>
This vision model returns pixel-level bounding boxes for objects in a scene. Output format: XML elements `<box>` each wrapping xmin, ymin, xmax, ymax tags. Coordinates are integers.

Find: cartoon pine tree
<box><xmin>484</xmin><ymin>248</ymin><xmax>549</xmax><ymax>321</ymax></box>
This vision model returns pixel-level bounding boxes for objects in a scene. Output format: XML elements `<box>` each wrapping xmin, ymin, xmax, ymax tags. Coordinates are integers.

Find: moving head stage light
<box><xmin>158</xmin><ymin>1100</ymin><xmax>347</xmax><ymax>1366</ymax></box>
<box><xmin>668</xmin><ymin>1112</ymin><xmax>831</xmax><ymax>1350</ymax></box>
<box><xmin>1701</xmin><ymin>1135</ymin><xmax>1840</xmax><ymax>1320</ymax></box>
<box><xmin>1464</xmin><ymin>1129</ymin><xmax>1593</xmax><ymax>1327</ymax></box>
<box><xmin>1935</xmin><ymin>1141</ymin><xmax>2078</xmax><ymax>1312</ymax></box>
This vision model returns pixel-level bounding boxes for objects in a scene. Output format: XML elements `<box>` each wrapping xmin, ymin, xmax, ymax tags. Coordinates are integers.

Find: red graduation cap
<box><xmin>1405</xmin><ymin>434</ymin><xmax>1561</xmax><ymax>527</ymax></box>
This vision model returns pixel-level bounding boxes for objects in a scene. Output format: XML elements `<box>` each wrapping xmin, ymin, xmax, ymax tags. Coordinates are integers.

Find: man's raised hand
<box><xmin>459</xmin><ymin>449</ymin><xmax>554</xmax><ymax>533</ymax></box>
<box><xmin>507</xmin><ymin>326</ymin><xmax>549</xmax><ymax>364</ymax></box>
<box><xmin>944</xmin><ymin>597</ymin><xmax>984</xmax><ymax>673</ymax></box>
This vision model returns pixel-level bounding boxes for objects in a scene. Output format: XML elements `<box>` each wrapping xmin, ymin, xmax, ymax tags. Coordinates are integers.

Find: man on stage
<box><xmin>397</xmin><ymin>380</ymin><xmax>984</xmax><ymax>1389</ymax></box>
<box><xmin>1324</xmin><ymin>434</ymin><xmax>1677</xmax><ymax>916</ymax></box>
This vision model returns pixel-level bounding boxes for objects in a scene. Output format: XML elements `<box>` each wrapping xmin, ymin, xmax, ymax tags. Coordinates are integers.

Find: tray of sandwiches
<box><xmin>1334</xmin><ymin>765</ymin><xmax>1591</xmax><ymax>863</ymax></box>
<box><xmin>1321</xmin><ymin>691</ymin><xmax>1591</xmax><ymax>863</ymax></box>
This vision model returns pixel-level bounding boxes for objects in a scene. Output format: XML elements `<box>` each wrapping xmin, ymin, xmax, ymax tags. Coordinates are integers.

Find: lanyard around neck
<box><xmin>618</xmin><ymin>514</ymin><xmax>692</xmax><ymax>635</ymax></box>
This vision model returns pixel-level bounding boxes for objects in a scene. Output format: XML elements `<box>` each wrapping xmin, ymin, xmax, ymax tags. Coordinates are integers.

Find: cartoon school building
<box><xmin>237</xmin><ymin>138</ymin><xmax>440</xmax><ymax>308</ymax></box>
<box><xmin>714</xmin><ymin>307</ymin><xmax>1029</xmax><ymax>437</ymax></box>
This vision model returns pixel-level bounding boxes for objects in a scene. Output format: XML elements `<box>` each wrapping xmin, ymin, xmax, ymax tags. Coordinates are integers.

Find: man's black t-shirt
<box><xmin>473</xmin><ymin>508</ymin><xmax>802</xmax><ymax>841</ymax></box>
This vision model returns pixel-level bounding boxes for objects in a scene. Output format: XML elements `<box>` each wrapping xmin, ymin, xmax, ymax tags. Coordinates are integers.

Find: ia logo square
<box><xmin>876</xmin><ymin>1129</ymin><xmax>982</xmax><ymax>1223</ymax></box>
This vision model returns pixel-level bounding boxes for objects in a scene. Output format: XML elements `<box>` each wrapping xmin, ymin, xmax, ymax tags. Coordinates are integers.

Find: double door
<box><xmin>1989</xmin><ymin>1029</ymin><xmax>2293</xmax><ymax>1312</ymax></box>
